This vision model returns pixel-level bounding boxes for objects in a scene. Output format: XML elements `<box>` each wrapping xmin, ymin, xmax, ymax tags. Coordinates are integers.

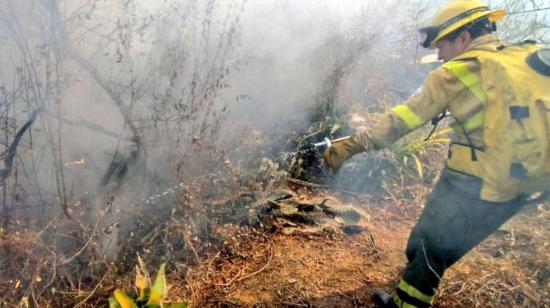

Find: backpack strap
<box><xmin>424</xmin><ymin>112</ymin><xmax>447</xmax><ymax>141</ymax></box>
<box><xmin>442</xmin><ymin>59</ymin><xmax>489</xmax><ymax>161</ymax></box>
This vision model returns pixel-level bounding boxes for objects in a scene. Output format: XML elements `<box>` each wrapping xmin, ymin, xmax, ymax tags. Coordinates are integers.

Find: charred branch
<box><xmin>0</xmin><ymin>108</ymin><xmax>40</xmax><ymax>185</ymax></box>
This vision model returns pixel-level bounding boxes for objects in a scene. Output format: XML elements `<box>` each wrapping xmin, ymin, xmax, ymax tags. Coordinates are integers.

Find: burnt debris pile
<box><xmin>245</xmin><ymin>190</ymin><xmax>368</xmax><ymax>236</ymax></box>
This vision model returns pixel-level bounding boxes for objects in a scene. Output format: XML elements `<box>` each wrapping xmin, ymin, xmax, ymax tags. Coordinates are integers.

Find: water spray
<box><xmin>109</xmin><ymin>136</ymin><xmax>355</xmax><ymax>212</ymax></box>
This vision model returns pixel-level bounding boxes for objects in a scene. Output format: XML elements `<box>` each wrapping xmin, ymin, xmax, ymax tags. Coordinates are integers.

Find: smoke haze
<box><xmin>0</xmin><ymin>0</ymin><xmax>548</xmax><ymax>258</ymax></box>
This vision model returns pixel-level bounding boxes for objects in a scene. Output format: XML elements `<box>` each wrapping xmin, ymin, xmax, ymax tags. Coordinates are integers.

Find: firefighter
<box><xmin>323</xmin><ymin>0</ymin><xmax>550</xmax><ymax>307</ymax></box>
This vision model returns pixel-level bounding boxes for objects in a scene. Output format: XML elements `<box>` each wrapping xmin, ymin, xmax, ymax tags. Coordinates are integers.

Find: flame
<box><xmin>64</xmin><ymin>158</ymin><xmax>85</xmax><ymax>167</ymax></box>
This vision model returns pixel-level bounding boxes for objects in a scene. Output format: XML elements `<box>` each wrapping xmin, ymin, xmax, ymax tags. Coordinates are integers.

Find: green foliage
<box><xmin>146</xmin><ymin>264</ymin><xmax>166</xmax><ymax>307</ymax></box>
<box><xmin>393</xmin><ymin>128</ymin><xmax>451</xmax><ymax>178</ymax></box>
<box><xmin>109</xmin><ymin>257</ymin><xmax>188</xmax><ymax>308</ymax></box>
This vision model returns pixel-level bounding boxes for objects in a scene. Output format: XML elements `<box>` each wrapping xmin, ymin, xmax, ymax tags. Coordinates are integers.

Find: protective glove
<box><xmin>323</xmin><ymin>134</ymin><xmax>366</xmax><ymax>172</ymax></box>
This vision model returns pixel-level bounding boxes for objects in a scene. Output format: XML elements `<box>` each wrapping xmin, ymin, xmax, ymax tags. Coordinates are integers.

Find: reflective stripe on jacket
<box><xmin>356</xmin><ymin>35</ymin><xmax>505</xmax><ymax>198</ymax></box>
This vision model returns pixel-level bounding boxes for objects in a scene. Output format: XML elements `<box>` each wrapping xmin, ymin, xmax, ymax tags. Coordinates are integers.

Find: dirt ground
<box><xmin>172</xmin><ymin>190</ymin><xmax>550</xmax><ymax>307</ymax></box>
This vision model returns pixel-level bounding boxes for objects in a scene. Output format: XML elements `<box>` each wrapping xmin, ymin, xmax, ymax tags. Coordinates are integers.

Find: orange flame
<box><xmin>64</xmin><ymin>158</ymin><xmax>85</xmax><ymax>167</ymax></box>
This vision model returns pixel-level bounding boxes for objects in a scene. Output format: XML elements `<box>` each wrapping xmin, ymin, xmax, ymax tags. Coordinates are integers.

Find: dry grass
<box><xmin>161</xmin><ymin>186</ymin><xmax>549</xmax><ymax>307</ymax></box>
<box><xmin>3</xmin><ymin>125</ymin><xmax>548</xmax><ymax>307</ymax></box>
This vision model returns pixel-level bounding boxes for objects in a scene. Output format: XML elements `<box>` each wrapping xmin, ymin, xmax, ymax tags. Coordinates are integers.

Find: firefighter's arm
<box><xmin>363</xmin><ymin>67</ymin><xmax>462</xmax><ymax>148</ymax></box>
<box><xmin>323</xmin><ymin>67</ymin><xmax>461</xmax><ymax>172</ymax></box>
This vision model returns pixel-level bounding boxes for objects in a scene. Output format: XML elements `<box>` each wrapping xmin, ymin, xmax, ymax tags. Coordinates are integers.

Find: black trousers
<box><xmin>401</xmin><ymin>169</ymin><xmax>525</xmax><ymax>298</ymax></box>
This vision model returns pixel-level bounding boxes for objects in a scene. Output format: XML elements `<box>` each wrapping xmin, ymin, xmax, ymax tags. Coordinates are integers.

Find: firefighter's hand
<box><xmin>323</xmin><ymin>135</ymin><xmax>365</xmax><ymax>173</ymax></box>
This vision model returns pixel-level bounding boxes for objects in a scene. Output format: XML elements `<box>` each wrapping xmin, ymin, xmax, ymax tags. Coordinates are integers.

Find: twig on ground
<box><xmin>59</xmin><ymin>215</ymin><xmax>103</xmax><ymax>266</ymax></box>
<box><xmin>236</xmin><ymin>245</ymin><xmax>273</xmax><ymax>282</ymax></box>
<box><xmin>215</xmin><ymin>267</ymin><xmax>244</xmax><ymax>287</ymax></box>
<box><xmin>74</xmin><ymin>271</ymin><xmax>109</xmax><ymax>308</ymax></box>
<box><xmin>287</xmin><ymin>178</ymin><xmax>328</xmax><ymax>189</ymax></box>
<box><xmin>205</xmin><ymin>251</ymin><xmax>221</xmax><ymax>282</ymax></box>
<box><xmin>183</xmin><ymin>226</ymin><xmax>200</xmax><ymax>265</ymax></box>
<box><xmin>336</xmin><ymin>290</ymin><xmax>353</xmax><ymax>299</ymax></box>
<box><xmin>368</xmin><ymin>234</ymin><xmax>378</xmax><ymax>253</ymax></box>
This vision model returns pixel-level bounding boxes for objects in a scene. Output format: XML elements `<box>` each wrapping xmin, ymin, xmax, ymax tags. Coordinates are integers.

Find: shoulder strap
<box><xmin>441</xmin><ymin>57</ymin><xmax>489</xmax><ymax>161</ymax></box>
<box><xmin>442</xmin><ymin>60</ymin><xmax>488</xmax><ymax>104</ymax></box>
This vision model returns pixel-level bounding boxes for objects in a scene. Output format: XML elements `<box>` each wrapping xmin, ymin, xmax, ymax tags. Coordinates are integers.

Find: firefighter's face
<box><xmin>436</xmin><ymin>31</ymin><xmax>471</xmax><ymax>62</ymax></box>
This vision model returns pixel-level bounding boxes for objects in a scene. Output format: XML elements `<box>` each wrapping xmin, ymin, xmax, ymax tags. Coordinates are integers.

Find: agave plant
<box><xmin>109</xmin><ymin>257</ymin><xmax>188</xmax><ymax>308</ymax></box>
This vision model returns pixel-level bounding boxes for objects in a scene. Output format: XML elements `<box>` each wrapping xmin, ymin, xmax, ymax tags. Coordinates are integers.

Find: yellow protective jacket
<box><xmin>355</xmin><ymin>34</ymin><xmax>548</xmax><ymax>202</ymax></box>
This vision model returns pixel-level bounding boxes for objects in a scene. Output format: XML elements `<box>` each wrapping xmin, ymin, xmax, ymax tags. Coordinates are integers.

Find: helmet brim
<box><xmin>419</xmin><ymin>26</ymin><xmax>440</xmax><ymax>49</ymax></box>
<box><xmin>426</xmin><ymin>9</ymin><xmax>506</xmax><ymax>49</ymax></box>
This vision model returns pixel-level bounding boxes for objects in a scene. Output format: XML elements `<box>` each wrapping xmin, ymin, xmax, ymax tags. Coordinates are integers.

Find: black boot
<box><xmin>372</xmin><ymin>290</ymin><xmax>398</xmax><ymax>308</ymax></box>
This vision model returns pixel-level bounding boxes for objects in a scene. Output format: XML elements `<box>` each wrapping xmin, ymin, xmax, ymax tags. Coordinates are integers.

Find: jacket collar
<box><xmin>463</xmin><ymin>34</ymin><xmax>502</xmax><ymax>53</ymax></box>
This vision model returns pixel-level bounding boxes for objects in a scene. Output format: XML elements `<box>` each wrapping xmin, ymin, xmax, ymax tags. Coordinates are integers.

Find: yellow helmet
<box><xmin>419</xmin><ymin>0</ymin><xmax>506</xmax><ymax>49</ymax></box>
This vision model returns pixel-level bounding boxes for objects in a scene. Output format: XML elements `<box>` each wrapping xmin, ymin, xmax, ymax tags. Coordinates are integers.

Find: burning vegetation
<box><xmin>0</xmin><ymin>0</ymin><xmax>549</xmax><ymax>307</ymax></box>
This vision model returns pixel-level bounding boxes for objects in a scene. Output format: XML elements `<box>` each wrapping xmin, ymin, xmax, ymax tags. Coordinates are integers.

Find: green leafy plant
<box><xmin>109</xmin><ymin>257</ymin><xmax>188</xmax><ymax>308</ymax></box>
<box><xmin>394</xmin><ymin>128</ymin><xmax>451</xmax><ymax>178</ymax></box>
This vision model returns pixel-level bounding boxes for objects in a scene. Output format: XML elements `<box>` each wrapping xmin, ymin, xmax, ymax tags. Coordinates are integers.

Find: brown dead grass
<box><xmin>1</xmin><ymin>165</ymin><xmax>547</xmax><ymax>307</ymax></box>
<box><xmin>168</xmin><ymin>191</ymin><xmax>549</xmax><ymax>308</ymax></box>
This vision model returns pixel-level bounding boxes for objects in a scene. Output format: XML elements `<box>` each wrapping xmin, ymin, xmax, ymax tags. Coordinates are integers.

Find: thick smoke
<box><xmin>0</xmin><ymin>0</ymin><xmax>546</xmax><ymax>259</ymax></box>
<box><xmin>0</xmin><ymin>0</ymin><xmax>440</xmax><ymax>259</ymax></box>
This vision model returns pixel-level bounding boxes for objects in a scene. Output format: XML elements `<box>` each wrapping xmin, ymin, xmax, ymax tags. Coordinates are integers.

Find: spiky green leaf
<box><xmin>113</xmin><ymin>289</ymin><xmax>138</xmax><ymax>308</ymax></box>
<box><xmin>146</xmin><ymin>263</ymin><xmax>167</xmax><ymax>307</ymax></box>
<box><xmin>108</xmin><ymin>296</ymin><xmax>121</xmax><ymax>308</ymax></box>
